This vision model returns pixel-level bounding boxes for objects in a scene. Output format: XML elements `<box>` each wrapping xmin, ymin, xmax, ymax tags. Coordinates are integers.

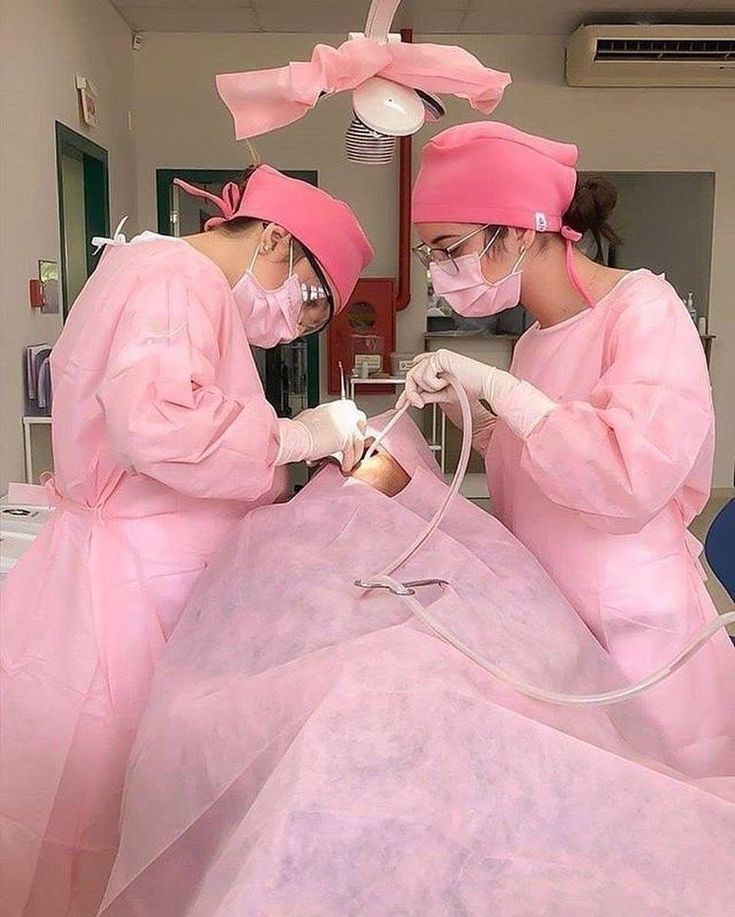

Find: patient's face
<box><xmin>315</xmin><ymin>412</ymin><xmax>436</xmax><ymax>498</ymax></box>
<box><xmin>346</xmin><ymin>443</ymin><xmax>410</xmax><ymax>497</ymax></box>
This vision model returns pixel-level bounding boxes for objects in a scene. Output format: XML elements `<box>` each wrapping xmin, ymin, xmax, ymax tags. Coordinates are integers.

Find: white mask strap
<box><xmin>511</xmin><ymin>247</ymin><xmax>528</xmax><ymax>274</ymax></box>
<box><xmin>247</xmin><ymin>233</ymin><xmax>295</xmax><ymax>286</ymax></box>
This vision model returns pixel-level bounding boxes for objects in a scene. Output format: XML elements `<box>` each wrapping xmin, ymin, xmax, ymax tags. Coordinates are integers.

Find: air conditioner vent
<box><xmin>567</xmin><ymin>25</ymin><xmax>735</xmax><ymax>87</ymax></box>
<box><xmin>595</xmin><ymin>38</ymin><xmax>735</xmax><ymax>63</ymax></box>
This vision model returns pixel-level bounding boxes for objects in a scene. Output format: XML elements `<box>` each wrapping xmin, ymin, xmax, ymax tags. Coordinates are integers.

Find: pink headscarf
<box><xmin>175</xmin><ymin>166</ymin><xmax>374</xmax><ymax>311</ymax></box>
<box><xmin>413</xmin><ymin>122</ymin><xmax>596</xmax><ymax>304</ymax></box>
<box><xmin>413</xmin><ymin>121</ymin><xmax>579</xmax><ymax>235</ymax></box>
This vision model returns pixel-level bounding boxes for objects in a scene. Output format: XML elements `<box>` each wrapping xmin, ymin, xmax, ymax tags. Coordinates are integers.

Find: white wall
<box><xmin>0</xmin><ymin>0</ymin><xmax>136</xmax><ymax>491</ymax></box>
<box><xmin>2</xmin><ymin>24</ymin><xmax>732</xmax><ymax>489</ymax></box>
<box><xmin>132</xmin><ymin>31</ymin><xmax>735</xmax><ymax>488</ymax></box>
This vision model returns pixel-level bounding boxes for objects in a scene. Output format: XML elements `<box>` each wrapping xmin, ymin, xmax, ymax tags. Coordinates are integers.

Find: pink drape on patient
<box><xmin>101</xmin><ymin>414</ymin><xmax>734</xmax><ymax>916</ymax></box>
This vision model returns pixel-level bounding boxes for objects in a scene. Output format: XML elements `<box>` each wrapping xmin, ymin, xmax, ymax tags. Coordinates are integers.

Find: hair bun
<box><xmin>563</xmin><ymin>175</ymin><xmax>621</xmax><ymax>251</ymax></box>
<box><xmin>580</xmin><ymin>176</ymin><xmax>617</xmax><ymax>221</ymax></box>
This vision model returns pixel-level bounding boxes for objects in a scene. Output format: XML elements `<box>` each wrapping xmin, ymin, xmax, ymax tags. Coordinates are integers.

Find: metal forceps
<box><xmin>354</xmin><ymin>577</ymin><xmax>451</xmax><ymax>596</ymax></box>
<box><xmin>338</xmin><ymin>361</ymin><xmax>348</xmax><ymax>401</ymax></box>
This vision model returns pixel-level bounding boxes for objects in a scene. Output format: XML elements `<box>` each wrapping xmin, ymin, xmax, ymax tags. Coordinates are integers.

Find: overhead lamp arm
<box><xmin>364</xmin><ymin>0</ymin><xmax>402</xmax><ymax>43</ymax></box>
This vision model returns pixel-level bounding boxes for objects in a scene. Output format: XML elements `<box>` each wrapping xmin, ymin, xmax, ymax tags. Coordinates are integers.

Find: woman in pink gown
<box><xmin>98</xmin><ymin>412</ymin><xmax>734</xmax><ymax>916</ymax></box>
<box><xmin>403</xmin><ymin>122</ymin><xmax>734</xmax><ymax>776</ymax></box>
<box><xmin>0</xmin><ymin>165</ymin><xmax>372</xmax><ymax>916</ymax></box>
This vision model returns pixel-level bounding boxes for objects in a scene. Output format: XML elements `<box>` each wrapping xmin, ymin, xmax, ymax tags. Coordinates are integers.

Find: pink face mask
<box><xmin>232</xmin><ymin>241</ymin><xmax>302</xmax><ymax>349</ymax></box>
<box><xmin>430</xmin><ymin>232</ymin><xmax>527</xmax><ymax>318</ymax></box>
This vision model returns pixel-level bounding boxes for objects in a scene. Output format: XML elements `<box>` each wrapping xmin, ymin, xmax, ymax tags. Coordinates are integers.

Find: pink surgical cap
<box><xmin>412</xmin><ymin>121</ymin><xmax>580</xmax><ymax>234</ymax></box>
<box><xmin>175</xmin><ymin>165</ymin><xmax>374</xmax><ymax>311</ymax></box>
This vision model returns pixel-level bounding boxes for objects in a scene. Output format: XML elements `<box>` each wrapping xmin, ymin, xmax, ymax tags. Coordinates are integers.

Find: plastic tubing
<box><xmin>363</xmin><ymin>404</ymin><xmax>412</xmax><ymax>465</ymax></box>
<box><xmin>358</xmin><ymin>373</ymin><xmax>735</xmax><ymax>707</ymax></box>
<box><xmin>399</xmin><ymin>586</ymin><xmax>734</xmax><ymax>706</ymax></box>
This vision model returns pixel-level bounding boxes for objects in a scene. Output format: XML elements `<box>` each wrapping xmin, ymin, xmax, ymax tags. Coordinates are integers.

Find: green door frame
<box><xmin>55</xmin><ymin>122</ymin><xmax>110</xmax><ymax>318</ymax></box>
<box><xmin>156</xmin><ymin>168</ymin><xmax>321</xmax><ymax>408</ymax></box>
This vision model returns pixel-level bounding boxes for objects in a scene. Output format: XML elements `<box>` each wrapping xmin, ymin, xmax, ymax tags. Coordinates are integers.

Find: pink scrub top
<box><xmin>487</xmin><ymin>269</ymin><xmax>735</xmax><ymax>776</ymax></box>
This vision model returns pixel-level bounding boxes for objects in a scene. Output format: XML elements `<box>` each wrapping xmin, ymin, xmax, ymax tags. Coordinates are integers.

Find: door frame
<box><xmin>156</xmin><ymin>168</ymin><xmax>321</xmax><ymax>408</ymax></box>
<box><xmin>55</xmin><ymin>122</ymin><xmax>110</xmax><ymax>318</ymax></box>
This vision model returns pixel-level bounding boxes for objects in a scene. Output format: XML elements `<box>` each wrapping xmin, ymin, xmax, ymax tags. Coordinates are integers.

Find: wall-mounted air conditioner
<box><xmin>566</xmin><ymin>24</ymin><xmax>735</xmax><ymax>87</ymax></box>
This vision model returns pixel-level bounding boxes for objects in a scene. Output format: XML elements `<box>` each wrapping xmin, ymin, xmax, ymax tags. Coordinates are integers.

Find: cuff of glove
<box><xmin>490</xmin><ymin>379</ymin><xmax>556</xmax><ymax>440</ymax></box>
<box><xmin>275</xmin><ymin>418</ymin><xmax>313</xmax><ymax>466</ymax></box>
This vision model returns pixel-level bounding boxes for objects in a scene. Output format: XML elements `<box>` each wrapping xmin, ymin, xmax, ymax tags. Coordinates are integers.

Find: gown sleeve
<box><xmin>97</xmin><ymin>266</ymin><xmax>281</xmax><ymax>502</ymax></box>
<box><xmin>519</xmin><ymin>285</ymin><xmax>714</xmax><ymax>534</ymax></box>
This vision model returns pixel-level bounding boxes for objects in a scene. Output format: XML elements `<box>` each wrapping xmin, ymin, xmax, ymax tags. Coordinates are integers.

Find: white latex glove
<box><xmin>276</xmin><ymin>400</ymin><xmax>367</xmax><ymax>472</ymax></box>
<box><xmin>400</xmin><ymin>350</ymin><xmax>489</xmax><ymax>406</ymax></box>
<box><xmin>407</xmin><ymin>380</ymin><xmax>496</xmax><ymax>456</ymax></box>
<box><xmin>398</xmin><ymin>349</ymin><xmax>556</xmax><ymax>440</ymax></box>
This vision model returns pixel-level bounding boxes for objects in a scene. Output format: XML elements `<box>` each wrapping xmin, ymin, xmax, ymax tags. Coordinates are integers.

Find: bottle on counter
<box><xmin>685</xmin><ymin>292</ymin><xmax>698</xmax><ymax>325</ymax></box>
<box><xmin>698</xmin><ymin>315</ymin><xmax>708</xmax><ymax>336</ymax></box>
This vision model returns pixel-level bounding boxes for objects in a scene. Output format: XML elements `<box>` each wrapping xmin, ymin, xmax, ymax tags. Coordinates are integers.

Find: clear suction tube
<box><xmin>401</xmin><ymin>587</ymin><xmax>735</xmax><ymax>707</ymax></box>
<box><xmin>359</xmin><ymin>375</ymin><xmax>735</xmax><ymax>707</ymax></box>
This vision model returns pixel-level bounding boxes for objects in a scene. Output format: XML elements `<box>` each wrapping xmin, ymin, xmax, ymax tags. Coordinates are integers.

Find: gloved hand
<box><xmin>398</xmin><ymin>349</ymin><xmax>556</xmax><ymax>440</ymax></box>
<box><xmin>399</xmin><ymin>350</ymin><xmax>491</xmax><ymax>407</ymax></box>
<box><xmin>403</xmin><ymin>378</ymin><xmax>496</xmax><ymax>456</ymax></box>
<box><xmin>276</xmin><ymin>400</ymin><xmax>367</xmax><ymax>472</ymax></box>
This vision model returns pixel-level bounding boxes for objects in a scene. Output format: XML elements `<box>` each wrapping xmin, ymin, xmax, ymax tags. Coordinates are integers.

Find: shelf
<box><xmin>425</xmin><ymin>331</ymin><xmax>520</xmax><ymax>340</ymax></box>
<box><xmin>21</xmin><ymin>415</ymin><xmax>53</xmax><ymax>485</ymax></box>
<box><xmin>350</xmin><ymin>376</ymin><xmax>407</xmax><ymax>386</ymax></box>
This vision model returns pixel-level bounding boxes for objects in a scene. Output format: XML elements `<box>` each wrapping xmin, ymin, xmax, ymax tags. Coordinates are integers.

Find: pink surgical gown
<box><xmin>0</xmin><ymin>235</ymin><xmax>286</xmax><ymax>916</ymax></box>
<box><xmin>487</xmin><ymin>268</ymin><xmax>735</xmax><ymax>776</ymax></box>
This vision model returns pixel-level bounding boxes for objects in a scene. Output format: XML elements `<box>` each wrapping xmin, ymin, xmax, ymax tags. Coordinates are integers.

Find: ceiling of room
<box><xmin>109</xmin><ymin>1</ymin><xmax>735</xmax><ymax>36</ymax></box>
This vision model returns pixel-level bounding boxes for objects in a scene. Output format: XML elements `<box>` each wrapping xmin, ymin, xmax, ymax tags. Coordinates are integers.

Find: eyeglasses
<box><xmin>298</xmin><ymin>283</ymin><xmax>332</xmax><ymax>335</ymax></box>
<box><xmin>297</xmin><ymin>250</ymin><xmax>335</xmax><ymax>337</ymax></box>
<box><xmin>412</xmin><ymin>224</ymin><xmax>498</xmax><ymax>274</ymax></box>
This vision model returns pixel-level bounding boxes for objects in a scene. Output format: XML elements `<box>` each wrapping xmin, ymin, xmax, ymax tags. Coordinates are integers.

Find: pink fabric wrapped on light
<box><xmin>100</xmin><ymin>414</ymin><xmax>733</xmax><ymax>916</ymax></box>
<box><xmin>216</xmin><ymin>38</ymin><xmax>511</xmax><ymax>138</ymax></box>
<box><xmin>174</xmin><ymin>165</ymin><xmax>374</xmax><ymax>310</ymax></box>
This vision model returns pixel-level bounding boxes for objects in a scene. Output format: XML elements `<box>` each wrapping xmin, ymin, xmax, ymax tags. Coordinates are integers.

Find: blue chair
<box><xmin>704</xmin><ymin>498</ymin><xmax>735</xmax><ymax>602</ymax></box>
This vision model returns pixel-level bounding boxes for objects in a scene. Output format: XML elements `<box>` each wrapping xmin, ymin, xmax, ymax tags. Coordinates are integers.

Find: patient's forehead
<box><xmin>366</xmin><ymin>411</ymin><xmax>442</xmax><ymax>481</ymax></box>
